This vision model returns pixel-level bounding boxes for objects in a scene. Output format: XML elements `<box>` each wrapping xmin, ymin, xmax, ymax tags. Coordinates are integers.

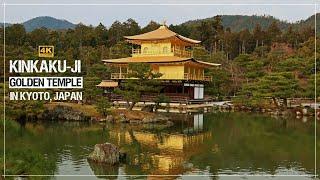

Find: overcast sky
<box><xmin>1</xmin><ymin>0</ymin><xmax>319</xmax><ymax>27</ymax></box>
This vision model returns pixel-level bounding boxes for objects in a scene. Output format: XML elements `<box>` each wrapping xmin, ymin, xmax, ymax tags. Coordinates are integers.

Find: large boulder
<box><xmin>88</xmin><ymin>143</ymin><xmax>120</xmax><ymax>165</ymax></box>
<box><xmin>119</xmin><ymin>113</ymin><xmax>129</xmax><ymax>123</ymax></box>
<box><xmin>142</xmin><ymin>114</ymin><xmax>169</xmax><ymax>123</ymax></box>
<box><xmin>42</xmin><ymin>105</ymin><xmax>90</xmax><ymax>121</ymax></box>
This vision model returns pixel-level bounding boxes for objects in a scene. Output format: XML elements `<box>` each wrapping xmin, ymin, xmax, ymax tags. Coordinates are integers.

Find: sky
<box><xmin>1</xmin><ymin>0</ymin><xmax>319</xmax><ymax>27</ymax></box>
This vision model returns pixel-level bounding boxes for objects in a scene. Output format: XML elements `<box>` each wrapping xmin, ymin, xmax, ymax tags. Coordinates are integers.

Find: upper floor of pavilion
<box><xmin>124</xmin><ymin>24</ymin><xmax>200</xmax><ymax>58</ymax></box>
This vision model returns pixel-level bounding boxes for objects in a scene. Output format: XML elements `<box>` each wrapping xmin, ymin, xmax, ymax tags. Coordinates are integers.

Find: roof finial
<box><xmin>162</xmin><ymin>20</ymin><xmax>167</xmax><ymax>26</ymax></box>
<box><xmin>159</xmin><ymin>20</ymin><xmax>167</xmax><ymax>29</ymax></box>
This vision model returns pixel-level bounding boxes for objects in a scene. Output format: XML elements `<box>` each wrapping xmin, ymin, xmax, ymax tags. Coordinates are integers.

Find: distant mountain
<box><xmin>295</xmin><ymin>13</ymin><xmax>320</xmax><ymax>31</ymax></box>
<box><xmin>22</xmin><ymin>16</ymin><xmax>76</xmax><ymax>32</ymax></box>
<box><xmin>181</xmin><ymin>15</ymin><xmax>293</xmax><ymax>32</ymax></box>
<box><xmin>1</xmin><ymin>14</ymin><xmax>318</xmax><ymax>33</ymax></box>
<box><xmin>0</xmin><ymin>23</ymin><xmax>12</xmax><ymax>28</ymax></box>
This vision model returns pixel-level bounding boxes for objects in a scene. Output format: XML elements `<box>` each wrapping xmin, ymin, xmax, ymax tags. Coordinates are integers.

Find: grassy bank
<box><xmin>45</xmin><ymin>102</ymin><xmax>101</xmax><ymax>118</ymax></box>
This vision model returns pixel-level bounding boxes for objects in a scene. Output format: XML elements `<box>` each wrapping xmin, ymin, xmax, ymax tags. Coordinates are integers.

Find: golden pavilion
<box><xmin>97</xmin><ymin>23</ymin><xmax>220</xmax><ymax>103</ymax></box>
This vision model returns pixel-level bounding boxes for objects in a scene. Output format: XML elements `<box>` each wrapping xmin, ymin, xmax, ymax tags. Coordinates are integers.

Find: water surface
<box><xmin>6</xmin><ymin>112</ymin><xmax>318</xmax><ymax>179</ymax></box>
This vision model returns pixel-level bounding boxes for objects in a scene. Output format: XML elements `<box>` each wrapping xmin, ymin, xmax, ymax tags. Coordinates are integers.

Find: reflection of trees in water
<box><xmin>188</xmin><ymin>112</ymin><xmax>316</xmax><ymax>175</ymax></box>
<box><xmin>7</xmin><ymin>112</ymin><xmax>317</xmax><ymax>176</ymax></box>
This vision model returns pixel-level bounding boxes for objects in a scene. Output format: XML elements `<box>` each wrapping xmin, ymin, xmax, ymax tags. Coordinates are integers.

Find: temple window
<box><xmin>163</xmin><ymin>46</ymin><xmax>168</xmax><ymax>54</ymax></box>
<box><xmin>143</xmin><ymin>47</ymin><xmax>148</xmax><ymax>54</ymax></box>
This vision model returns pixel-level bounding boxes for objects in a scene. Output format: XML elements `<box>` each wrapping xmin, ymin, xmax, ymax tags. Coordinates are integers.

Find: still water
<box><xmin>6</xmin><ymin>112</ymin><xmax>319</xmax><ymax>179</ymax></box>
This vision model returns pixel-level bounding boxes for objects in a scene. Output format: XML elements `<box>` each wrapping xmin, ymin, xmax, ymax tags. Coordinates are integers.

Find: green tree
<box><xmin>206</xmin><ymin>68</ymin><xmax>231</xmax><ymax>97</ymax></box>
<box><xmin>95</xmin><ymin>98</ymin><xmax>111</xmax><ymax>116</ymax></box>
<box><xmin>6</xmin><ymin>24</ymin><xmax>26</xmax><ymax>46</ymax></box>
<box><xmin>243</xmin><ymin>72</ymin><xmax>299</xmax><ymax>108</ymax></box>
<box><xmin>266</xmin><ymin>21</ymin><xmax>282</xmax><ymax>43</ymax></box>
<box><xmin>253</xmin><ymin>23</ymin><xmax>265</xmax><ymax>48</ymax></box>
<box><xmin>87</xmin><ymin>63</ymin><xmax>112</xmax><ymax>80</ymax></box>
<box><xmin>115</xmin><ymin>63</ymin><xmax>162</xmax><ymax>110</ymax></box>
<box><xmin>123</xmin><ymin>18</ymin><xmax>141</xmax><ymax>36</ymax></box>
<box><xmin>95</xmin><ymin>23</ymin><xmax>108</xmax><ymax>46</ymax></box>
<box><xmin>27</xmin><ymin>27</ymin><xmax>49</xmax><ymax>47</ymax></box>
<box><xmin>108</xmin><ymin>21</ymin><xmax>125</xmax><ymax>46</ymax></box>
<box><xmin>141</xmin><ymin>21</ymin><xmax>160</xmax><ymax>33</ymax></box>
<box><xmin>83</xmin><ymin>77</ymin><xmax>103</xmax><ymax>104</ymax></box>
<box><xmin>238</xmin><ymin>29</ymin><xmax>252</xmax><ymax>54</ymax></box>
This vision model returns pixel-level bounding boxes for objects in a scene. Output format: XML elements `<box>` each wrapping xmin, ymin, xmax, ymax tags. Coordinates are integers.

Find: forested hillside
<box><xmin>0</xmin><ymin>14</ymin><xmax>318</xmax><ymax>109</ymax></box>
<box><xmin>181</xmin><ymin>15</ymin><xmax>291</xmax><ymax>32</ymax></box>
<box><xmin>1</xmin><ymin>13</ymin><xmax>319</xmax><ymax>32</ymax></box>
<box><xmin>22</xmin><ymin>16</ymin><xmax>76</xmax><ymax>32</ymax></box>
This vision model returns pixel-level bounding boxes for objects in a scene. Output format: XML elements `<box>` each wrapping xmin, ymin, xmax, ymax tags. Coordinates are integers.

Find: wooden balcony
<box><xmin>132</xmin><ymin>48</ymin><xmax>192</xmax><ymax>58</ymax></box>
<box><xmin>184</xmin><ymin>73</ymin><xmax>212</xmax><ymax>81</ymax></box>
<box><xmin>111</xmin><ymin>73</ymin><xmax>128</xmax><ymax>79</ymax></box>
<box><xmin>109</xmin><ymin>93</ymin><xmax>190</xmax><ymax>103</ymax></box>
<box><xmin>111</xmin><ymin>73</ymin><xmax>212</xmax><ymax>82</ymax></box>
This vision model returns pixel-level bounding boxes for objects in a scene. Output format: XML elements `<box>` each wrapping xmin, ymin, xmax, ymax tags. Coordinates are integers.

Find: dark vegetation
<box><xmin>0</xmin><ymin>14</ymin><xmax>318</xmax><ymax>115</ymax></box>
<box><xmin>0</xmin><ymin>14</ymin><xmax>318</xmax><ymax>177</ymax></box>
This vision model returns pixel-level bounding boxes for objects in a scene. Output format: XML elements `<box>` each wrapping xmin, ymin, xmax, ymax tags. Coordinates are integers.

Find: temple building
<box><xmin>97</xmin><ymin>24</ymin><xmax>220</xmax><ymax>103</ymax></box>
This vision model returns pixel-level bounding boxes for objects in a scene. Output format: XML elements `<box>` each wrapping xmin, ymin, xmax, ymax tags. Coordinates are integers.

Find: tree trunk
<box><xmin>126</xmin><ymin>101</ymin><xmax>130</xmax><ymax>109</ymax></box>
<box><xmin>128</xmin><ymin>102</ymin><xmax>136</xmax><ymax>111</ymax></box>
<box><xmin>242</xmin><ymin>41</ymin><xmax>246</xmax><ymax>54</ymax></box>
<box><xmin>214</xmin><ymin>41</ymin><xmax>217</xmax><ymax>53</ymax></box>
<box><xmin>272</xmin><ymin>97</ymin><xmax>279</xmax><ymax>108</ymax></box>
<box><xmin>283</xmin><ymin>98</ymin><xmax>288</xmax><ymax>109</ymax></box>
<box><xmin>256</xmin><ymin>40</ymin><xmax>259</xmax><ymax>48</ymax></box>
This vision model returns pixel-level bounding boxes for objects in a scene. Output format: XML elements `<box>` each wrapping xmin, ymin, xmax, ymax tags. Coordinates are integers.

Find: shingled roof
<box><xmin>103</xmin><ymin>56</ymin><xmax>220</xmax><ymax>67</ymax></box>
<box><xmin>124</xmin><ymin>25</ymin><xmax>201</xmax><ymax>44</ymax></box>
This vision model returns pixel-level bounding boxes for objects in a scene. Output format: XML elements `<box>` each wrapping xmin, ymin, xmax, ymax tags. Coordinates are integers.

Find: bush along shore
<box><xmin>6</xmin><ymin>100</ymin><xmax>317</xmax><ymax>125</ymax></box>
<box><xmin>212</xmin><ymin>99</ymin><xmax>317</xmax><ymax>119</ymax></box>
<box><xmin>8</xmin><ymin>102</ymin><xmax>173</xmax><ymax>125</ymax></box>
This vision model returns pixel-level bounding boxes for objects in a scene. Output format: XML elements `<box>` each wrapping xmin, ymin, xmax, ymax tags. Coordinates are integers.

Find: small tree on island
<box><xmin>240</xmin><ymin>72</ymin><xmax>299</xmax><ymax>109</ymax></box>
<box><xmin>95</xmin><ymin>98</ymin><xmax>111</xmax><ymax>116</ymax></box>
<box><xmin>115</xmin><ymin>63</ymin><xmax>162</xmax><ymax>110</ymax></box>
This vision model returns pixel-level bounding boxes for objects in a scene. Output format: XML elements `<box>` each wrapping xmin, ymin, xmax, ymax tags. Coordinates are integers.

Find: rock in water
<box><xmin>88</xmin><ymin>143</ymin><xmax>120</xmax><ymax>165</ymax></box>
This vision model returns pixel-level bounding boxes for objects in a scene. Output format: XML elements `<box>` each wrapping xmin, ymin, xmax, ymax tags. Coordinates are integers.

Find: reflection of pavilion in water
<box><xmin>108</xmin><ymin>114</ymin><xmax>213</xmax><ymax>175</ymax></box>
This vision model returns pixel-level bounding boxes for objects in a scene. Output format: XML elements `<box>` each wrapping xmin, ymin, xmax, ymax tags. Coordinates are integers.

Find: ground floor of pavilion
<box><xmin>97</xmin><ymin>80</ymin><xmax>214</xmax><ymax>104</ymax></box>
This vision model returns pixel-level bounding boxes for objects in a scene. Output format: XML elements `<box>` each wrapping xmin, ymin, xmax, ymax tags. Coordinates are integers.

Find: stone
<box><xmin>142</xmin><ymin>114</ymin><xmax>169</xmax><ymax>124</ymax></box>
<box><xmin>129</xmin><ymin>119</ymin><xmax>141</xmax><ymax>124</ymax></box>
<box><xmin>119</xmin><ymin>113</ymin><xmax>129</xmax><ymax>123</ymax></box>
<box><xmin>99</xmin><ymin>118</ymin><xmax>107</xmax><ymax>122</ymax></box>
<box><xmin>106</xmin><ymin>115</ymin><xmax>114</xmax><ymax>122</ymax></box>
<box><xmin>183</xmin><ymin>162</ymin><xmax>193</xmax><ymax>169</ymax></box>
<box><xmin>88</xmin><ymin>143</ymin><xmax>120</xmax><ymax>165</ymax></box>
<box><xmin>42</xmin><ymin>105</ymin><xmax>90</xmax><ymax>121</ymax></box>
<box><xmin>302</xmin><ymin>108</ymin><xmax>308</xmax><ymax>115</ymax></box>
<box><xmin>166</xmin><ymin>121</ymin><xmax>174</xmax><ymax>126</ymax></box>
<box><xmin>142</xmin><ymin>117</ymin><xmax>153</xmax><ymax>123</ymax></box>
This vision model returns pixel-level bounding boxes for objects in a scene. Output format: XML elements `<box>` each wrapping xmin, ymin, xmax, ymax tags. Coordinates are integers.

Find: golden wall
<box><xmin>137</xmin><ymin>42</ymin><xmax>173</xmax><ymax>57</ymax></box>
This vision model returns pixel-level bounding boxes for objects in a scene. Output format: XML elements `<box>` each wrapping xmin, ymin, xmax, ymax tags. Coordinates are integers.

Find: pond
<box><xmin>5</xmin><ymin>112</ymin><xmax>319</xmax><ymax>179</ymax></box>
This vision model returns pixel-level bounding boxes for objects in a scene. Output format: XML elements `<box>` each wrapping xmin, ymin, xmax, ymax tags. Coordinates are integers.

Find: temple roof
<box><xmin>102</xmin><ymin>56</ymin><xmax>220</xmax><ymax>67</ymax></box>
<box><xmin>124</xmin><ymin>25</ymin><xmax>201</xmax><ymax>45</ymax></box>
<box><xmin>96</xmin><ymin>80</ymin><xmax>118</xmax><ymax>87</ymax></box>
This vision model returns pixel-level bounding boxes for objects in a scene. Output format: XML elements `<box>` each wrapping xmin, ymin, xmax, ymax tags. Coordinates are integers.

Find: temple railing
<box><xmin>184</xmin><ymin>73</ymin><xmax>212</xmax><ymax>82</ymax></box>
<box><xmin>110</xmin><ymin>93</ymin><xmax>190</xmax><ymax>103</ymax></box>
<box><xmin>132</xmin><ymin>48</ymin><xmax>192</xmax><ymax>58</ymax></box>
<box><xmin>111</xmin><ymin>73</ymin><xmax>128</xmax><ymax>79</ymax></box>
<box><xmin>174</xmin><ymin>49</ymin><xmax>192</xmax><ymax>57</ymax></box>
<box><xmin>111</xmin><ymin>73</ymin><xmax>212</xmax><ymax>82</ymax></box>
